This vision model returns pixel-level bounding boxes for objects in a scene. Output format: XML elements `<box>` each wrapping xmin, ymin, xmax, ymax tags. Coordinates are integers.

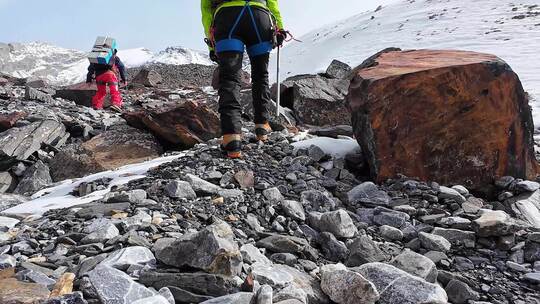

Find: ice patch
<box><xmin>2</xmin><ymin>154</ymin><xmax>183</xmax><ymax>216</ymax></box>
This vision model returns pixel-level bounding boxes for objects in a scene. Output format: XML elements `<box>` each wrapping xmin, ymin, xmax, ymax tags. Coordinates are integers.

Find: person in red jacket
<box><xmin>86</xmin><ymin>49</ymin><xmax>127</xmax><ymax>112</ymax></box>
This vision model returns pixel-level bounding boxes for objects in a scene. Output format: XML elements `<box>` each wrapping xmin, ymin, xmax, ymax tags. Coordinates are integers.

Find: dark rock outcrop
<box><xmin>49</xmin><ymin>125</ymin><xmax>162</xmax><ymax>181</ymax></box>
<box><xmin>124</xmin><ymin>100</ymin><xmax>220</xmax><ymax>148</ymax></box>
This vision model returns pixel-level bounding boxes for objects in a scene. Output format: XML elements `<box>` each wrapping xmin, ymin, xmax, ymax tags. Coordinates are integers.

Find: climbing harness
<box><xmin>214</xmin><ymin>0</ymin><xmax>273</xmax><ymax>57</ymax></box>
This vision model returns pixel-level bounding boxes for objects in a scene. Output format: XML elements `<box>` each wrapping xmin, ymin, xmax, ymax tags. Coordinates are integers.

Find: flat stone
<box><xmin>100</xmin><ymin>246</ymin><xmax>156</xmax><ymax>271</ymax></box>
<box><xmin>251</xmin><ymin>262</ymin><xmax>295</xmax><ymax>288</ymax></box>
<box><xmin>240</xmin><ymin>243</ymin><xmax>271</xmax><ymax>265</ymax></box>
<box><xmin>200</xmin><ymin>292</ymin><xmax>253</xmax><ymax>304</ymax></box>
<box><xmin>431</xmin><ymin>227</ymin><xmax>476</xmax><ymax>248</ymax></box>
<box><xmin>473</xmin><ymin>209</ymin><xmax>521</xmax><ymax>237</ymax></box>
<box><xmin>390</xmin><ymin>249</ymin><xmax>438</xmax><ymax>283</ymax></box>
<box><xmin>523</xmin><ymin>272</ymin><xmax>540</xmax><ymax>284</ymax></box>
<box><xmin>263</xmin><ymin>187</ymin><xmax>284</xmax><ymax>202</ymax></box>
<box><xmin>154</xmin><ymin>221</ymin><xmax>242</xmax><ymax>276</ymax></box>
<box><xmin>346</xmin><ymin>235</ymin><xmax>385</xmax><ymax>267</ymax></box>
<box><xmin>419</xmin><ymin>232</ymin><xmax>451</xmax><ymax>252</ymax></box>
<box><xmin>445</xmin><ymin>279</ymin><xmax>480</xmax><ymax>304</ymax></box>
<box><xmin>438</xmin><ymin>217</ymin><xmax>471</xmax><ymax>230</ymax></box>
<box><xmin>81</xmin><ymin>218</ymin><xmax>119</xmax><ymax>244</ymax></box>
<box><xmin>379</xmin><ymin>225</ymin><xmax>403</xmax><ymax>241</ymax></box>
<box><xmin>185</xmin><ymin>174</ymin><xmax>221</xmax><ymax>195</ymax></box>
<box><xmin>438</xmin><ymin>186</ymin><xmax>466</xmax><ymax>203</ymax></box>
<box><xmin>320</xmin><ymin>263</ymin><xmax>379</xmax><ymax>304</ymax></box>
<box><xmin>516</xmin><ymin>180</ymin><xmax>540</xmax><ymax>192</ymax></box>
<box><xmin>451</xmin><ymin>185</ymin><xmax>469</xmax><ymax>196</ymax></box>
<box><xmin>165</xmin><ymin>180</ymin><xmax>196</xmax><ymax>199</ymax></box>
<box><xmin>309</xmin><ymin>210</ymin><xmax>358</xmax><ymax>238</ymax></box>
<box><xmin>347</xmin><ymin>182</ymin><xmax>390</xmax><ymax>207</ymax></box>
<box><xmin>0</xmin><ymin>254</ymin><xmax>16</xmax><ymax>270</ymax></box>
<box><xmin>281</xmin><ymin>200</ymin><xmax>305</xmax><ymax>222</ymax></box>
<box><xmin>88</xmin><ymin>266</ymin><xmax>156</xmax><ymax>304</ymax></box>
<box><xmin>352</xmin><ymin>262</ymin><xmax>448</xmax><ymax>304</ymax></box>
<box><xmin>139</xmin><ymin>271</ymin><xmax>238</xmax><ymax>298</ymax></box>
<box><xmin>462</xmin><ymin>197</ymin><xmax>483</xmax><ymax>214</ymax></box>
<box><xmin>257</xmin><ymin>234</ymin><xmax>314</xmax><ymax>257</ymax></box>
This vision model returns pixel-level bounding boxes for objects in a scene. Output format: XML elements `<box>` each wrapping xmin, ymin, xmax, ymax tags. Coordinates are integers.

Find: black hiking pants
<box><xmin>214</xmin><ymin>6</ymin><xmax>274</xmax><ymax>135</ymax></box>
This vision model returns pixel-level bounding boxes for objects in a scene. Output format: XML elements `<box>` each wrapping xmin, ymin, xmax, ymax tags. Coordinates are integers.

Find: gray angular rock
<box><xmin>88</xmin><ymin>266</ymin><xmax>156</xmax><ymax>304</ymax></box>
<box><xmin>81</xmin><ymin>219</ymin><xmax>120</xmax><ymax>244</ymax></box>
<box><xmin>438</xmin><ymin>186</ymin><xmax>466</xmax><ymax>203</ymax></box>
<box><xmin>240</xmin><ymin>243</ymin><xmax>271</xmax><ymax>265</ymax></box>
<box><xmin>120</xmin><ymin>211</ymin><xmax>152</xmax><ymax>231</ymax></box>
<box><xmin>132</xmin><ymin>69</ymin><xmax>163</xmax><ymax>87</ymax></box>
<box><xmin>379</xmin><ymin>225</ymin><xmax>403</xmax><ymax>241</ymax></box>
<box><xmin>100</xmin><ymin>246</ymin><xmax>156</xmax><ymax>271</ymax></box>
<box><xmin>347</xmin><ymin>182</ymin><xmax>390</xmax><ymax>206</ymax></box>
<box><xmin>139</xmin><ymin>271</ymin><xmax>238</xmax><ymax>298</ymax></box>
<box><xmin>281</xmin><ymin>200</ymin><xmax>306</xmax><ymax>222</ymax></box>
<box><xmin>516</xmin><ymin>180</ymin><xmax>540</xmax><ymax>192</ymax></box>
<box><xmin>505</xmin><ymin>190</ymin><xmax>540</xmax><ymax>228</ymax></box>
<box><xmin>346</xmin><ymin>235</ymin><xmax>385</xmax><ymax>266</ymax></box>
<box><xmin>352</xmin><ymin>263</ymin><xmax>448</xmax><ymax>304</ymax></box>
<box><xmin>438</xmin><ymin>216</ymin><xmax>471</xmax><ymax>230</ymax></box>
<box><xmin>25</xmin><ymin>86</ymin><xmax>54</xmax><ymax>103</ymax></box>
<box><xmin>309</xmin><ymin>210</ymin><xmax>358</xmax><ymax>238</ymax></box>
<box><xmin>0</xmin><ymin>120</ymin><xmax>67</xmax><ymax>169</ymax></box>
<box><xmin>324</xmin><ymin>60</ymin><xmax>352</xmax><ymax>79</ymax></box>
<box><xmin>0</xmin><ymin>254</ymin><xmax>16</xmax><ymax>269</ymax></box>
<box><xmin>445</xmin><ymin>279</ymin><xmax>480</xmax><ymax>304</ymax></box>
<box><xmin>154</xmin><ymin>221</ymin><xmax>242</xmax><ymax>276</ymax></box>
<box><xmin>254</xmin><ymin>284</ymin><xmax>273</xmax><ymax>304</ymax></box>
<box><xmin>0</xmin><ymin>172</ymin><xmax>15</xmax><ymax>193</ymax></box>
<box><xmin>251</xmin><ymin>262</ymin><xmax>295</xmax><ymax>288</ymax></box>
<box><xmin>473</xmin><ymin>209</ymin><xmax>521</xmax><ymax>237</ymax></box>
<box><xmin>185</xmin><ymin>174</ymin><xmax>222</xmax><ymax>195</ymax></box>
<box><xmin>106</xmin><ymin>189</ymin><xmax>147</xmax><ymax>203</ymax></box>
<box><xmin>300</xmin><ymin>190</ymin><xmax>335</xmax><ymax>212</ymax></box>
<box><xmin>320</xmin><ymin>232</ymin><xmax>349</xmax><ymax>262</ymax></box>
<box><xmin>257</xmin><ymin>234</ymin><xmax>314</xmax><ymax>257</ymax></box>
<box><xmin>263</xmin><ymin>187</ymin><xmax>284</xmax><ymax>202</ymax></box>
<box><xmin>431</xmin><ymin>227</ymin><xmax>475</xmax><ymax>248</ymax></box>
<box><xmin>419</xmin><ymin>232</ymin><xmax>451</xmax><ymax>252</ymax></box>
<box><xmin>131</xmin><ymin>295</ymin><xmax>170</xmax><ymax>304</ymax></box>
<box><xmin>200</xmin><ymin>292</ymin><xmax>253</xmax><ymax>304</ymax></box>
<box><xmin>390</xmin><ymin>250</ymin><xmax>438</xmax><ymax>283</ymax></box>
<box><xmin>13</xmin><ymin>160</ymin><xmax>52</xmax><ymax>195</ymax></box>
<box><xmin>320</xmin><ymin>263</ymin><xmax>379</xmax><ymax>304</ymax></box>
<box><xmin>165</xmin><ymin>180</ymin><xmax>196</xmax><ymax>199</ymax></box>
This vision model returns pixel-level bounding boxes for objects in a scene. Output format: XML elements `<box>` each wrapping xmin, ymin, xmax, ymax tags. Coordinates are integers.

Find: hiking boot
<box><xmin>255</xmin><ymin>123</ymin><xmax>272</xmax><ymax>142</ymax></box>
<box><xmin>222</xmin><ymin>134</ymin><xmax>242</xmax><ymax>159</ymax></box>
<box><xmin>110</xmin><ymin>105</ymin><xmax>122</xmax><ymax>113</ymax></box>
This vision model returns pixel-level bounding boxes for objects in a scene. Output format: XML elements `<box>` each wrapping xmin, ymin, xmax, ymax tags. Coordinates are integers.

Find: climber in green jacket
<box><xmin>201</xmin><ymin>0</ymin><xmax>287</xmax><ymax>159</ymax></box>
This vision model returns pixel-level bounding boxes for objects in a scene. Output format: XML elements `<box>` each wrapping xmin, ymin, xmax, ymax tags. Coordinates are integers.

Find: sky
<box><xmin>0</xmin><ymin>0</ymin><xmax>398</xmax><ymax>52</ymax></box>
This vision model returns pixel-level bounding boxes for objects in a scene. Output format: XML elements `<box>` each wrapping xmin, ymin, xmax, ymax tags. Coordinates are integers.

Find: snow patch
<box><xmin>2</xmin><ymin>154</ymin><xmax>183</xmax><ymax>216</ymax></box>
<box><xmin>292</xmin><ymin>137</ymin><xmax>360</xmax><ymax>158</ymax></box>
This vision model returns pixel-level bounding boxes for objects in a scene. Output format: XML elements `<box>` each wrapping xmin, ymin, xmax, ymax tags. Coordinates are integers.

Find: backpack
<box><xmin>88</xmin><ymin>36</ymin><xmax>117</xmax><ymax>66</ymax></box>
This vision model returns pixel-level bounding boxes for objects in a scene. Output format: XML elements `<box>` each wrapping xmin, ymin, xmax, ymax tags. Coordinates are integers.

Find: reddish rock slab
<box><xmin>0</xmin><ymin>112</ymin><xmax>27</xmax><ymax>132</ymax></box>
<box><xmin>0</xmin><ymin>278</ymin><xmax>50</xmax><ymax>304</ymax></box>
<box><xmin>348</xmin><ymin>49</ymin><xmax>539</xmax><ymax>191</ymax></box>
<box><xmin>124</xmin><ymin>100</ymin><xmax>221</xmax><ymax>148</ymax></box>
<box><xmin>54</xmin><ymin>82</ymin><xmax>110</xmax><ymax>107</ymax></box>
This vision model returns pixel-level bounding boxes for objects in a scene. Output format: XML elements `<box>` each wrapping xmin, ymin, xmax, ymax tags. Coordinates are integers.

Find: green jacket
<box><xmin>201</xmin><ymin>0</ymin><xmax>284</xmax><ymax>44</ymax></box>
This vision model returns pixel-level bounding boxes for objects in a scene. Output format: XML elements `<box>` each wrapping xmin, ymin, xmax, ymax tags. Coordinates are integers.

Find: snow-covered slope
<box><xmin>274</xmin><ymin>0</ymin><xmax>540</xmax><ymax>122</ymax></box>
<box><xmin>0</xmin><ymin>42</ymin><xmax>212</xmax><ymax>86</ymax></box>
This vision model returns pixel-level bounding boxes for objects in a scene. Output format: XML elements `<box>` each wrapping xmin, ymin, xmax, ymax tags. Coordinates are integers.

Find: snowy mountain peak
<box><xmin>0</xmin><ymin>42</ymin><xmax>212</xmax><ymax>85</ymax></box>
<box><xmin>275</xmin><ymin>0</ymin><xmax>540</xmax><ymax>122</ymax></box>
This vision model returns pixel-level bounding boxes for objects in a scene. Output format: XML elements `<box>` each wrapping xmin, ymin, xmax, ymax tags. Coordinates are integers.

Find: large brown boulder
<box><xmin>123</xmin><ymin>100</ymin><xmax>221</xmax><ymax>148</ymax></box>
<box><xmin>50</xmin><ymin>125</ymin><xmax>162</xmax><ymax>181</ymax></box>
<box><xmin>348</xmin><ymin>49</ymin><xmax>539</xmax><ymax>191</ymax></box>
<box><xmin>54</xmin><ymin>82</ymin><xmax>110</xmax><ymax>107</ymax></box>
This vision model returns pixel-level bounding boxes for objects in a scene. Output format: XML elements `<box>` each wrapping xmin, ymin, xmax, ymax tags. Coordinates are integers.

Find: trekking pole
<box><xmin>275</xmin><ymin>46</ymin><xmax>281</xmax><ymax>119</ymax></box>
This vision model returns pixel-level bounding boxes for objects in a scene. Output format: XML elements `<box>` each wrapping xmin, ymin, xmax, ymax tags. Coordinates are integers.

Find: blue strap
<box><xmin>246</xmin><ymin>5</ymin><xmax>263</xmax><ymax>43</ymax></box>
<box><xmin>216</xmin><ymin>39</ymin><xmax>245</xmax><ymax>53</ymax></box>
<box><xmin>247</xmin><ymin>42</ymin><xmax>273</xmax><ymax>57</ymax></box>
<box><xmin>228</xmin><ymin>2</ymin><xmax>249</xmax><ymax>39</ymax></box>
